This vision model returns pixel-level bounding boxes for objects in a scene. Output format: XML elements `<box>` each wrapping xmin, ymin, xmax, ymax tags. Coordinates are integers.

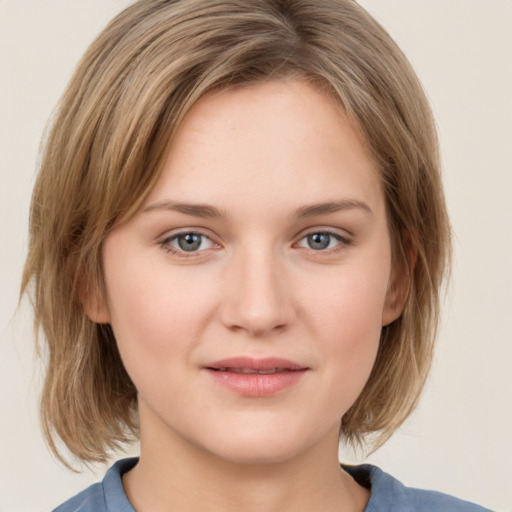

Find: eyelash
<box><xmin>158</xmin><ymin>229</ymin><xmax>352</xmax><ymax>258</ymax></box>
<box><xmin>159</xmin><ymin>231</ymin><xmax>216</xmax><ymax>258</ymax></box>
<box><xmin>295</xmin><ymin>231</ymin><xmax>352</xmax><ymax>254</ymax></box>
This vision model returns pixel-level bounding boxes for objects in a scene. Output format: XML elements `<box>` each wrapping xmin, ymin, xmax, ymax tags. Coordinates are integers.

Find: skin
<box><xmin>86</xmin><ymin>80</ymin><xmax>406</xmax><ymax>512</ymax></box>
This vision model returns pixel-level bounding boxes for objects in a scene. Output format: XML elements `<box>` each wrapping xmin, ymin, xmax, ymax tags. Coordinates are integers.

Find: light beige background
<box><xmin>1</xmin><ymin>1</ymin><xmax>511</xmax><ymax>511</ymax></box>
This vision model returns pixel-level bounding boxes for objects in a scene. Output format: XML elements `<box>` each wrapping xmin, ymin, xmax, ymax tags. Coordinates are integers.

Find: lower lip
<box><xmin>204</xmin><ymin>369</ymin><xmax>308</xmax><ymax>397</ymax></box>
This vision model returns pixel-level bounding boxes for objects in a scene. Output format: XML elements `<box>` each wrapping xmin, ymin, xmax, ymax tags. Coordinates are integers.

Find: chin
<box><xmin>215</xmin><ymin>442</ymin><xmax>303</xmax><ymax>466</ymax></box>
<box><xmin>202</xmin><ymin>422</ymin><xmax>330</xmax><ymax>467</ymax></box>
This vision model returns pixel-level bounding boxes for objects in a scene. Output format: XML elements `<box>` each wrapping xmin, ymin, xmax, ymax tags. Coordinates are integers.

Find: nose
<box><xmin>219</xmin><ymin>246</ymin><xmax>294</xmax><ymax>337</ymax></box>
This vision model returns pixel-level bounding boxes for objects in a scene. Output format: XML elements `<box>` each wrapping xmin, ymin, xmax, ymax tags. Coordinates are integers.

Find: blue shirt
<box><xmin>52</xmin><ymin>458</ymin><xmax>493</xmax><ymax>511</ymax></box>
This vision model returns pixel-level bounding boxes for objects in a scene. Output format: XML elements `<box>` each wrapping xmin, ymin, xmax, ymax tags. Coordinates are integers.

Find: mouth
<box><xmin>210</xmin><ymin>367</ymin><xmax>297</xmax><ymax>375</ymax></box>
<box><xmin>203</xmin><ymin>357</ymin><xmax>309</xmax><ymax>397</ymax></box>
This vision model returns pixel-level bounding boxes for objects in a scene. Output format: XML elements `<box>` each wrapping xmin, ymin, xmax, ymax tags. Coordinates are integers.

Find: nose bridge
<box><xmin>221</xmin><ymin>241</ymin><xmax>291</xmax><ymax>336</ymax></box>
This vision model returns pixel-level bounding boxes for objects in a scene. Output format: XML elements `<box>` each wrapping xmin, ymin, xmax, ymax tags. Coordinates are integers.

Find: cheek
<box><xmin>304</xmin><ymin>262</ymin><xmax>390</xmax><ymax>339</ymax></box>
<box><xmin>103</xmin><ymin>247</ymin><xmax>218</xmax><ymax>373</ymax></box>
<box><xmin>298</xmin><ymin>257</ymin><xmax>391</xmax><ymax>389</ymax></box>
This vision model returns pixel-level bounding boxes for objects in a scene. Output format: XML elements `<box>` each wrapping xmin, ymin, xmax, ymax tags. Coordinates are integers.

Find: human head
<box><xmin>22</xmin><ymin>0</ymin><xmax>451</xmax><ymax>465</ymax></box>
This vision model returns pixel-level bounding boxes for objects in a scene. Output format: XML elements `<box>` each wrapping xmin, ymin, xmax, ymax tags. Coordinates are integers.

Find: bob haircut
<box><xmin>22</xmin><ymin>0</ymin><xmax>451</xmax><ymax>466</ymax></box>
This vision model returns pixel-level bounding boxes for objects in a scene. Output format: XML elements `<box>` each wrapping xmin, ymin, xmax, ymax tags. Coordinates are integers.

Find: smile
<box><xmin>211</xmin><ymin>367</ymin><xmax>298</xmax><ymax>375</ymax></box>
<box><xmin>203</xmin><ymin>357</ymin><xmax>309</xmax><ymax>397</ymax></box>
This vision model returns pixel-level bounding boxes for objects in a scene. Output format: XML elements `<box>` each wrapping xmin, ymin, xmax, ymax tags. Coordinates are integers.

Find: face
<box><xmin>90</xmin><ymin>80</ymin><xmax>403</xmax><ymax>466</ymax></box>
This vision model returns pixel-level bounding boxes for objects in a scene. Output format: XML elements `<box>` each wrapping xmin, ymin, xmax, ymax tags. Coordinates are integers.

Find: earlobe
<box><xmin>382</xmin><ymin>278</ymin><xmax>408</xmax><ymax>326</ymax></box>
<box><xmin>79</xmin><ymin>280</ymin><xmax>111</xmax><ymax>324</ymax></box>
<box><xmin>382</xmin><ymin>243</ymin><xmax>417</xmax><ymax>326</ymax></box>
<box><xmin>83</xmin><ymin>299</ymin><xmax>111</xmax><ymax>324</ymax></box>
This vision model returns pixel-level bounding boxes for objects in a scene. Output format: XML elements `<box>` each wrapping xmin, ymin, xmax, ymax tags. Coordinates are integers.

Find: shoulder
<box><xmin>52</xmin><ymin>482</ymin><xmax>105</xmax><ymax>512</ymax></box>
<box><xmin>343</xmin><ymin>464</ymin><xmax>494</xmax><ymax>512</ymax></box>
<box><xmin>52</xmin><ymin>458</ymin><xmax>138</xmax><ymax>512</ymax></box>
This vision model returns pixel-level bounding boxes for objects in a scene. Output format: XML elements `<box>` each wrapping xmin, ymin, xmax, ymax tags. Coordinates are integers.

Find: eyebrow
<box><xmin>143</xmin><ymin>200</ymin><xmax>224</xmax><ymax>218</ymax></box>
<box><xmin>293</xmin><ymin>199</ymin><xmax>372</xmax><ymax>218</ymax></box>
<box><xmin>143</xmin><ymin>198</ymin><xmax>372</xmax><ymax>219</ymax></box>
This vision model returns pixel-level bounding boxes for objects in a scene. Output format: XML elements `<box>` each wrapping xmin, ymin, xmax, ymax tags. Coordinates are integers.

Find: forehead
<box><xmin>143</xmin><ymin>80</ymin><xmax>385</xmax><ymax>219</ymax></box>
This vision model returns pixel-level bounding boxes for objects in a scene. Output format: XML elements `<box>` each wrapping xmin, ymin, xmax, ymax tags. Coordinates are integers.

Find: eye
<box><xmin>297</xmin><ymin>231</ymin><xmax>347</xmax><ymax>251</ymax></box>
<box><xmin>161</xmin><ymin>232</ymin><xmax>214</xmax><ymax>254</ymax></box>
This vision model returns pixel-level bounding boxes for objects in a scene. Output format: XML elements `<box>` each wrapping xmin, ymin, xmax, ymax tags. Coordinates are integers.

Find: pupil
<box><xmin>178</xmin><ymin>233</ymin><xmax>201</xmax><ymax>251</ymax></box>
<box><xmin>308</xmin><ymin>233</ymin><xmax>330</xmax><ymax>250</ymax></box>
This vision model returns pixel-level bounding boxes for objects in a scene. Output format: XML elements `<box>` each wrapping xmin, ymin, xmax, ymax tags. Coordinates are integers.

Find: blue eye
<box><xmin>298</xmin><ymin>232</ymin><xmax>346</xmax><ymax>251</ymax></box>
<box><xmin>163</xmin><ymin>232</ymin><xmax>214</xmax><ymax>253</ymax></box>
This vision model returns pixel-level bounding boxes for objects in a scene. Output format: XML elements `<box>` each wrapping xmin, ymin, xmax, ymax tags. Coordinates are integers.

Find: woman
<box><xmin>21</xmin><ymin>1</ymin><xmax>493</xmax><ymax>510</ymax></box>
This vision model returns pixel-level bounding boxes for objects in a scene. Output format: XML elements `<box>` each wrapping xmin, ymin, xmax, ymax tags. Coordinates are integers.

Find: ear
<box><xmin>78</xmin><ymin>276</ymin><xmax>111</xmax><ymax>324</ymax></box>
<box><xmin>382</xmin><ymin>243</ymin><xmax>417</xmax><ymax>327</ymax></box>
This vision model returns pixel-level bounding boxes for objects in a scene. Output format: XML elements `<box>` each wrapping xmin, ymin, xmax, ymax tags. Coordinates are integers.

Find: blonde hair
<box><xmin>22</xmin><ymin>0</ymin><xmax>451</xmax><ymax>466</ymax></box>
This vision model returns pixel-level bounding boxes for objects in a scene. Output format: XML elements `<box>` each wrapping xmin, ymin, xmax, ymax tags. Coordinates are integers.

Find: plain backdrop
<box><xmin>1</xmin><ymin>1</ymin><xmax>511</xmax><ymax>511</ymax></box>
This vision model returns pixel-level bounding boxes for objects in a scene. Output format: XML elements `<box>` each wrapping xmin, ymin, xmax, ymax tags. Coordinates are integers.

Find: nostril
<box><xmin>218</xmin><ymin>278</ymin><xmax>294</xmax><ymax>336</ymax></box>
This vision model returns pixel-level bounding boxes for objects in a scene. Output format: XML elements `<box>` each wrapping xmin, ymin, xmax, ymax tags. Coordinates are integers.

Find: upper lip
<box><xmin>204</xmin><ymin>357</ymin><xmax>308</xmax><ymax>372</ymax></box>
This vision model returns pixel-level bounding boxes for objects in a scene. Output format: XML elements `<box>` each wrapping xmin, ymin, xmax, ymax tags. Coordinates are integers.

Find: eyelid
<box><xmin>294</xmin><ymin>228</ymin><xmax>353</xmax><ymax>252</ymax></box>
<box><xmin>296</xmin><ymin>226</ymin><xmax>352</xmax><ymax>242</ymax></box>
<box><xmin>158</xmin><ymin>228</ymin><xmax>220</xmax><ymax>257</ymax></box>
<box><xmin>156</xmin><ymin>226</ymin><xmax>353</xmax><ymax>258</ymax></box>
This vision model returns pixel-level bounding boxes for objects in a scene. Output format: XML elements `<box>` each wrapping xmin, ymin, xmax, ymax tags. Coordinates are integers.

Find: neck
<box><xmin>122</xmin><ymin>414</ymin><xmax>369</xmax><ymax>512</ymax></box>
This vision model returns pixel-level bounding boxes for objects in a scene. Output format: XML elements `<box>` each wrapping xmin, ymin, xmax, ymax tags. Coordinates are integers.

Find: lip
<box><xmin>203</xmin><ymin>357</ymin><xmax>309</xmax><ymax>397</ymax></box>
